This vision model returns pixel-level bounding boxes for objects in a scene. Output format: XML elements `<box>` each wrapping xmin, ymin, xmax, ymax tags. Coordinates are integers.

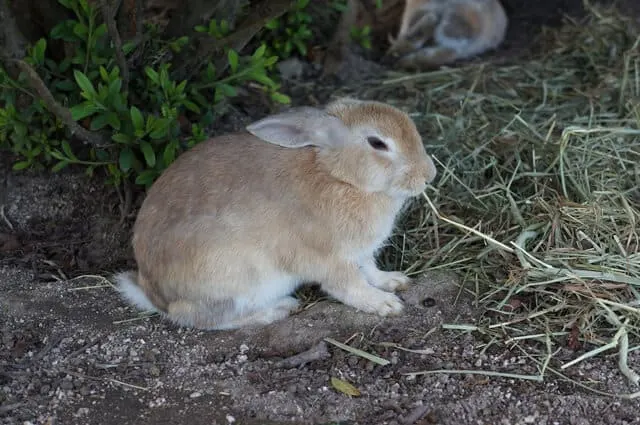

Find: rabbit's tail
<box><xmin>113</xmin><ymin>270</ymin><xmax>159</xmax><ymax>313</ymax></box>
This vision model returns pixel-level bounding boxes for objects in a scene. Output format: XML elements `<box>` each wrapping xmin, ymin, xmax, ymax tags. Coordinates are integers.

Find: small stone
<box><xmin>149</xmin><ymin>365</ymin><xmax>161</xmax><ymax>377</ymax></box>
<box><xmin>60</xmin><ymin>380</ymin><xmax>74</xmax><ymax>391</ymax></box>
<box><xmin>73</xmin><ymin>407</ymin><xmax>90</xmax><ymax>417</ymax></box>
<box><xmin>277</xmin><ymin>58</ymin><xmax>305</xmax><ymax>81</ymax></box>
<box><xmin>189</xmin><ymin>392</ymin><xmax>202</xmax><ymax>398</ymax></box>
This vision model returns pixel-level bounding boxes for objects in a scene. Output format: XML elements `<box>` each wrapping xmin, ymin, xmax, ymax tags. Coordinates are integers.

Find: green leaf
<box><xmin>73</xmin><ymin>70</ymin><xmax>97</xmax><ymax>98</ymax></box>
<box><xmin>264</xmin><ymin>18</ymin><xmax>279</xmax><ymax>30</ymax></box>
<box><xmin>99</xmin><ymin>66</ymin><xmax>109</xmax><ymax>82</ymax></box>
<box><xmin>130</xmin><ymin>106</ymin><xmax>144</xmax><ymax>133</ymax></box>
<box><xmin>73</xmin><ymin>23</ymin><xmax>88</xmax><ymax>39</ymax></box>
<box><xmin>227</xmin><ymin>49</ymin><xmax>239</xmax><ymax>73</ymax></box>
<box><xmin>135</xmin><ymin>169</ymin><xmax>157</xmax><ymax>187</ymax></box>
<box><xmin>70</xmin><ymin>101</ymin><xmax>98</xmax><ymax>121</ymax></box>
<box><xmin>139</xmin><ymin>141</ymin><xmax>156</xmax><ymax>167</ymax></box>
<box><xmin>33</xmin><ymin>38</ymin><xmax>47</xmax><ymax>65</ymax></box>
<box><xmin>90</xmin><ymin>112</ymin><xmax>111</xmax><ymax>131</ymax></box>
<box><xmin>48</xmin><ymin>150</ymin><xmax>66</xmax><ymax>161</ymax></box>
<box><xmin>330</xmin><ymin>377</ymin><xmax>360</xmax><ymax>397</ymax></box>
<box><xmin>61</xmin><ymin>140</ymin><xmax>77</xmax><ymax>160</ymax></box>
<box><xmin>119</xmin><ymin>147</ymin><xmax>134</xmax><ymax>172</ymax></box>
<box><xmin>107</xmin><ymin>112</ymin><xmax>121</xmax><ymax>130</ymax></box>
<box><xmin>145</xmin><ymin>67</ymin><xmax>160</xmax><ymax>85</ymax></box>
<box><xmin>52</xmin><ymin>160</ymin><xmax>69</xmax><ymax>172</ymax></box>
<box><xmin>270</xmin><ymin>92</ymin><xmax>291</xmax><ymax>104</ymax></box>
<box><xmin>249</xmin><ymin>72</ymin><xmax>276</xmax><ymax>87</ymax></box>
<box><xmin>94</xmin><ymin>23</ymin><xmax>107</xmax><ymax>39</ymax></box>
<box><xmin>58</xmin><ymin>58</ymin><xmax>72</xmax><ymax>73</ymax></box>
<box><xmin>163</xmin><ymin>142</ymin><xmax>177</xmax><ymax>166</ymax></box>
<box><xmin>112</xmin><ymin>133</ymin><xmax>131</xmax><ymax>144</ymax></box>
<box><xmin>149</xmin><ymin>118</ymin><xmax>170</xmax><ymax>140</ymax></box>
<box><xmin>123</xmin><ymin>41</ymin><xmax>136</xmax><ymax>54</ymax></box>
<box><xmin>183</xmin><ymin>100</ymin><xmax>201</xmax><ymax>114</ymax></box>
<box><xmin>50</xmin><ymin>20</ymin><xmax>77</xmax><ymax>41</ymax></box>
<box><xmin>95</xmin><ymin>149</ymin><xmax>110</xmax><ymax>161</ymax></box>
<box><xmin>54</xmin><ymin>79</ymin><xmax>75</xmax><ymax>91</ymax></box>
<box><xmin>252</xmin><ymin>44</ymin><xmax>267</xmax><ymax>59</ymax></box>
<box><xmin>219</xmin><ymin>19</ymin><xmax>229</xmax><ymax>35</ymax></box>
<box><xmin>293</xmin><ymin>39</ymin><xmax>307</xmax><ymax>56</ymax></box>
<box><xmin>145</xmin><ymin>115</ymin><xmax>156</xmax><ymax>134</ymax></box>
<box><xmin>12</xmin><ymin>161</ymin><xmax>30</xmax><ymax>171</ymax></box>
<box><xmin>218</xmin><ymin>83</ymin><xmax>236</xmax><ymax>97</ymax></box>
<box><xmin>108</xmin><ymin>78</ymin><xmax>122</xmax><ymax>96</ymax></box>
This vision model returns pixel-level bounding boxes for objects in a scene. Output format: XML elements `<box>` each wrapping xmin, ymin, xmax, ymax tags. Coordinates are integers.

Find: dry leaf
<box><xmin>330</xmin><ymin>377</ymin><xmax>361</xmax><ymax>397</ymax></box>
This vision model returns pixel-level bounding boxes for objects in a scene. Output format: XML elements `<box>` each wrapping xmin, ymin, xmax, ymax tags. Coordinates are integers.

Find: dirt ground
<box><xmin>3</xmin><ymin>0</ymin><xmax>640</xmax><ymax>424</ymax></box>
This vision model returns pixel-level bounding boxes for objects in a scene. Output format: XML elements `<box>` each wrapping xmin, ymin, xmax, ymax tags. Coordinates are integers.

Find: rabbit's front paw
<box><xmin>368</xmin><ymin>271</ymin><xmax>411</xmax><ymax>292</ymax></box>
<box><xmin>350</xmin><ymin>288</ymin><xmax>405</xmax><ymax>316</ymax></box>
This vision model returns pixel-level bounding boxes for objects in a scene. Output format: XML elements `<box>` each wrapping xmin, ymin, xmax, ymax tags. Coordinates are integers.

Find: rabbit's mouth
<box><xmin>389</xmin><ymin>180</ymin><xmax>428</xmax><ymax>199</ymax></box>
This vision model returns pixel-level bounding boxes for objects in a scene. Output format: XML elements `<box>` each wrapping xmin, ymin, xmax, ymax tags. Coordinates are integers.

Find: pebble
<box><xmin>149</xmin><ymin>365</ymin><xmax>161</xmax><ymax>377</ymax></box>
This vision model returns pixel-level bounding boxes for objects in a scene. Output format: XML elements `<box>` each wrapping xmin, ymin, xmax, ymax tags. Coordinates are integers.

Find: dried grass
<box><xmin>345</xmin><ymin>1</ymin><xmax>640</xmax><ymax>391</ymax></box>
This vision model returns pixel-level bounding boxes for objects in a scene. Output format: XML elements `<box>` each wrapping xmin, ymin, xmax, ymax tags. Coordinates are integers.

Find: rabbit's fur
<box><xmin>386</xmin><ymin>0</ymin><xmax>508</xmax><ymax>69</ymax></box>
<box><xmin>115</xmin><ymin>98</ymin><xmax>437</xmax><ymax>330</ymax></box>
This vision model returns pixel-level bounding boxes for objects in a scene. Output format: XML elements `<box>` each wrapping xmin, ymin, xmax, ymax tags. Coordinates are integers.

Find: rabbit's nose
<box><xmin>424</xmin><ymin>156</ymin><xmax>437</xmax><ymax>184</ymax></box>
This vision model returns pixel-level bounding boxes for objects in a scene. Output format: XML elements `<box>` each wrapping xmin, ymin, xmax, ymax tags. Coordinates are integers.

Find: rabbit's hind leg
<box><xmin>220</xmin><ymin>296</ymin><xmax>301</xmax><ymax>330</ymax></box>
<box><xmin>166</xmin><ymin>296</ymin><xmax>301</xmax><ymax>330</ymax></box>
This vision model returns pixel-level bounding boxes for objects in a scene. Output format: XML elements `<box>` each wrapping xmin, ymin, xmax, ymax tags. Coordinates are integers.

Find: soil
<box><xmin>2</xmin><ymin>1</ymin><xmax>640</xmax><ymax>424</ymax></box>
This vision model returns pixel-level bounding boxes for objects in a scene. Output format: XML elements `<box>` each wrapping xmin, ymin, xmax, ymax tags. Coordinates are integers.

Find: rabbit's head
<box><xmin>246</xmin><ymin>98</ymin><xmax>436</xmax><ymax>199</ymax></box>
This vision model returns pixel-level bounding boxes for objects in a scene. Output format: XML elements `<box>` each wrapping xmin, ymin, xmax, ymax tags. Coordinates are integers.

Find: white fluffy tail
<box><xmin>113</xmin><ymin>271</ymin><xmax>158</xmax><ymax>313</ymax></box>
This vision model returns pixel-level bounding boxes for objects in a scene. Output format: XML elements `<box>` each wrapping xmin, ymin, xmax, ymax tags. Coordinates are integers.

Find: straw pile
<box><xmin>364</xmin><ymin>1</ymin><xmax>640</xmax><ymax>391</ymax></box>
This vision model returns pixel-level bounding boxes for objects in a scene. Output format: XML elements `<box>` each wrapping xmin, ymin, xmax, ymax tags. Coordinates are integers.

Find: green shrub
<box><xmin>0</xmin><ymin>0</ymin><xmax>290</xmax><ymax>189</ymax></box>
<box><xmin>261</xmin><ymin>0</ymin><xmax>313</xmax><ymax>59</ymax></box>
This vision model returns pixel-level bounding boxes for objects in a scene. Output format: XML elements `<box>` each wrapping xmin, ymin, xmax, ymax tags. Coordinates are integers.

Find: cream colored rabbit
<box><xmin>386</xmin><ymin>0</ymin><xmax>508</xmax><ymax>69</ymax></box>
<box><xmin>114</xmin><ymin>98</ymin><xmax>437</xmax><ymax>330</ymax></box>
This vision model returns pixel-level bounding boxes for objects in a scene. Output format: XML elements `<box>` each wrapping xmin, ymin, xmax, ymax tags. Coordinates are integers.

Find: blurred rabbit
<box><xmin>386</xmin><ymin>0</ymin><xmax>508</xmax><ymax>69</ymax></box>
<box><xmin>114</xmin><ymin>98</ymin><xmax>437</xmax><ymax>330</ymax></box>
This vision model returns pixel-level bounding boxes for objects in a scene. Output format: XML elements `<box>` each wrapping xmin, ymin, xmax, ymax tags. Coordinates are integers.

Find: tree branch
<box><xmin>99</xmin><ymin>0</ymin><xmax>130</xmax><ymax>92</ymax></box>
<box><xmin>0</xmin><ymin>0</ymin><xmax>109</xmax><ymax>147</ymax></box>
<box><xmin>15</xmin><ymin>60</ymin><xmax>110</xmax><ymax>147</ymax></box>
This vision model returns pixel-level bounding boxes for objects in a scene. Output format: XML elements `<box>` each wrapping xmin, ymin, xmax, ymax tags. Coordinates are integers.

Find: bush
<box><xmin>0</xmin><ymin>0</ymin><xmax>290</xmax><ymax>189</ymax></box>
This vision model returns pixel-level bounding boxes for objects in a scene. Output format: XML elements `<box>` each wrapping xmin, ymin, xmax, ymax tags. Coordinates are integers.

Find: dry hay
<box><xmin>346</xmin><ymin>1</ymin><xmax>640</xmax><ymax>396</ymax></box>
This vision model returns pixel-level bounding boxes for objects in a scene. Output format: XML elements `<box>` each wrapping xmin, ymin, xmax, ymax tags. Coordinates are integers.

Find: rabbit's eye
<box><xmin>367</xmin><ymin>136</ymin><xmax>389</xmax><ymax>151</ymax></box>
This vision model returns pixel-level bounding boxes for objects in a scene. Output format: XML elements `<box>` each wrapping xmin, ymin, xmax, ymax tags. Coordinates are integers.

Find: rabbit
<box><xmin>114</xmin><ymin>98</ymin><xmax>437</xmax><ymax>331</ymax></box>
<box><xmin>385</xmin><ymin>0</ymin><xmax>508</xmax><ymax>70</ymax></box>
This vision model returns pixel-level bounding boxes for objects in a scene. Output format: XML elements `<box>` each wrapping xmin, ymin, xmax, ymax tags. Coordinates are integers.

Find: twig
<box><xmin>99</xmin><ymin>0</ymin><xmax>129</xmax><ymax>92</ymax></box>
<box><xmin>15</xmin><ymin>61</ymin><xmax>110</xmax><ymax>146</ymax></box>
<box><xmin>0</xmin><ymin>205</ymin><xmax>14</xmax><ymax>230</ymax></box>
<box><xmin>274</xmin><ymin>341</ymin><xmax>330</xmax><ymax>369</ymax></box>
<box><xmin>63</xmin><ymin>336</ymin><xmax>103</xmax><ymax>362</ymax></box>
<box><xmin>0</xmin><ymin>403</ymin><xmax>25</xmax><ymax>414</ymax></box>
<box><xmin>324</xmin><ymin>337</ymin><xmax>390</xmax><ymax>366</ymax></box>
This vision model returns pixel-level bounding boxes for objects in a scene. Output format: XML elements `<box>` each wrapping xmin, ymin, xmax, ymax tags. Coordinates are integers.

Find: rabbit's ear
<box><xmin>246</xmin><ymin>107</ymin><xmax>350</xmax><ymax>149</ymax></box>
